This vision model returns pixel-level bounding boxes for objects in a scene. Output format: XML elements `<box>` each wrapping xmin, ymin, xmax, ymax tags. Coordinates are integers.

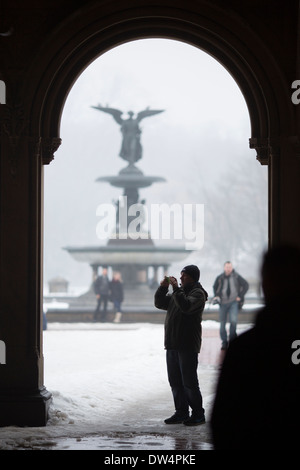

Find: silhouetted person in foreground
<box><xmin>211</xmin><ymin>244</ymin><xmax>300</xmax><ymax>449</ymax></box>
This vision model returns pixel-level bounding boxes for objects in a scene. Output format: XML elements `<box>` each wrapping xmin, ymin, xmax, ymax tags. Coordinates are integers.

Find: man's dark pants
<box><xmin>166</xmin><ymin>349</ymin><xmax>204</xmax><ymax>419</ymax></box>
<box><xmin>219</xmin><ymin>300</ymin><xmax>239</xmax><ymax>346</ymax></box>
<box><xmin>94</xmin><ymin>295</ymin><xmax>108</xmax><ymax>321</ymax></box>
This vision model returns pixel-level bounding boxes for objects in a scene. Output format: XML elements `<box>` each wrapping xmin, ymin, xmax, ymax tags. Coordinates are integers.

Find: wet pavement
<box><xmin>36</xmin><ymin>328</ymin><xmax>227</xmax><ymax>451</ymax></box>
<box><xmin>51</xmin><ymin>433</ymin><xmax>212</xmax><ymax>450</ymax></box>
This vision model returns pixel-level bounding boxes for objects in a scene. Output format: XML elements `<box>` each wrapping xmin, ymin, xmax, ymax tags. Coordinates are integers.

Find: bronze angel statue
<box><xmin>92</xmin><ymin>105</ymin><xmax>164</xmax><ymax>164</ymax></box>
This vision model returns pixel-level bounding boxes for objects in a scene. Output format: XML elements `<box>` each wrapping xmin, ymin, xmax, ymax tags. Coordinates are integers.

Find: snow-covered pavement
<box><xmin>0</xmin><ymin>321</ymin><xmax>251</xmax><ymax>450</ymax></box>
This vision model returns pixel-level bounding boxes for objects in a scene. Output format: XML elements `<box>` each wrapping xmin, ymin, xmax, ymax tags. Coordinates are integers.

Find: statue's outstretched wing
<box><xmin>91</xmin><ymin>105</ymin><xmax>123</xmax><ymax>125</ymax></box>
<box><xmin>136</xmin><ymin>108</ymin><xmax>164</xmax><ymax>122</ymax></box>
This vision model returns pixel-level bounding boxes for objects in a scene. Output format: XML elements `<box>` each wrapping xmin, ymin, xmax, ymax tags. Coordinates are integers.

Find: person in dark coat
<box><xmin>93</xmin><ymin>267</ymin><xmax>110</xmax><ymax>322</ymax></box>
<box><xmin>211</xmin><ymin>244</ymin><xmax>300</xmax><ymax>450</ymax></box>
<box><xmin>110</xmin><ymin>271</ymin><xmax>124</xmax><ymax>323</ymax></box>
<box><xmin>213</xmin><ymin>262</ymin><xmax>249</xmax><ymax>349</ymax></box>
<box><xmin>155</xmin><ymin>265</ymin><xmax>208</xmax><ymax>426</ymax></box>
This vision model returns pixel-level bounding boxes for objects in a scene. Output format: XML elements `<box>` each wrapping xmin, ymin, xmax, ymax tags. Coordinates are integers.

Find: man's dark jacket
<box><xmin>155</xmin><ymin>282</ymin><xmax>208</xmax><ymax>353</ymax></box>
<box><xmin>93</xmin><ymin>275</ymin><xmax>110</xmax><ymax>296</ymax></box>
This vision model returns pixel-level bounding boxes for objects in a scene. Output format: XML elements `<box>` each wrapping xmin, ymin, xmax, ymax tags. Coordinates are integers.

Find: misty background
<box><xmin>43</xmin><ymin>39</ymin><xmax>268</xmax><ymax>297</ymax></box>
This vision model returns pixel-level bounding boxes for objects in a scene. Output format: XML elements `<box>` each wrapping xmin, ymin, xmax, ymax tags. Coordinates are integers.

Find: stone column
<box><xmin>0</xmin><ymin>104</ymin><xmax>58</xmax><ymax>425</ymax></box>
<box><xmin>250</xmin><ymin>135</ymin><xmax>300</xmax><ymax>248</ymax></box>
<box><xmin>271</xmin><ymin>136</ymin><xmax>300</xmax><ymax>247</ymax></box>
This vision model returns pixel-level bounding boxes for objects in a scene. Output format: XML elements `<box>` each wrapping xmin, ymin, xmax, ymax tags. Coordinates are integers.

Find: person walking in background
<box><xmin>154</xmin><ymin>265</ymin><xmax>208</xmax><ymax>426</ymax></box>
<box><xmin>212</xmin><ymin>261</ymin><xmax>249</xmax><ymax>350</ymax></box>
<box><xmin>211</xmin><ymin>245</ymin><xmax>300</xmax><ymax>449</ymax></box>
<box><xmin>93</xmin><ymin>266</ymin><xmax>110</xmax><ymax>322</ymax></box>
<box><xmin>110</xmin><ymin>271</ymin><xmax>124</xmax><ymax>323</ymax></box>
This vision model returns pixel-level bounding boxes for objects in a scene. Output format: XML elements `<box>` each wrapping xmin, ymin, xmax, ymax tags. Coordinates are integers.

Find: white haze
<box><xmin>43</xmin><ymin>38</ymin><xmax>266</xmax><ymax>293</ymax></box>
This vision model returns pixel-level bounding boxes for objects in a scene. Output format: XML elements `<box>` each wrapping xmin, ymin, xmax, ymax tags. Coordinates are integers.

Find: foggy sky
<box><xmin>43</xmin><ymin>39</ymin><xmax>266</xmax><ymax>293</ymax></box>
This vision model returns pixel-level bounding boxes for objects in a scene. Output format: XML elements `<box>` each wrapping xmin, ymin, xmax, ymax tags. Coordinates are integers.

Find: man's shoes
<box><xmin>164</xmin><ymin>413</ymin><xmax>189</xmax><ymax>424</ymax></box>
<box><xmin>183</xmin><ymin>415</ymin><xmax>206</xmax><ymax>426</ymax></box>
<box><xmin>221</xmin><ymin>342</ymin><xmax>228</xmax><ymax>350</ymax></box>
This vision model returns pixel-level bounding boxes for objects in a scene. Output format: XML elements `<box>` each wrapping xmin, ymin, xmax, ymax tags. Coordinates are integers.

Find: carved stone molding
<box><xmin>249</xmin><ymin>137</ymin><xmax>283</xmax><ymax>164</ymax></box>
<box><xmin>250</xmin><ymin>135</ymin><xmax>300</xmax><ymax>163</ymax></box>
<box><xmin>41</xmin><ymin>137</ymin><xmax>62</xmax><ymax>165</ymax></box>
<box><xmin>249</xmin><ymin>137</ymin><xmax>270</xmax><ymax>165</ymax></box>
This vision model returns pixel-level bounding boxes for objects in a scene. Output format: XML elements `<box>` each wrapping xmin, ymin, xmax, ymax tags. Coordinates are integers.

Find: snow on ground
<box><xmin>0</xmin><ymin>321</ymin><xmax>249</xmax><ymax>450</ymax></box>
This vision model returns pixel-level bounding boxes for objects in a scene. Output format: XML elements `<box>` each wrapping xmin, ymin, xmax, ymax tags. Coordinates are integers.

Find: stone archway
<box><xmin>0</xmin><ymin>2</ymin><xmax>297</xmax><ymax>426</ymax></box>
<box><xmin>29</xmin><ymin>4</ymin><xmax>295</xmax><ymax>248</ymax></box>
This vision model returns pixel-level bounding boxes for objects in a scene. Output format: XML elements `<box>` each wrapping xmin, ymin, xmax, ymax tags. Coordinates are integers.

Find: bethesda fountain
<box><xmin>61</xmin><ymin>104</ymin><xmax>193</xmax><ymax>316</ymax></box>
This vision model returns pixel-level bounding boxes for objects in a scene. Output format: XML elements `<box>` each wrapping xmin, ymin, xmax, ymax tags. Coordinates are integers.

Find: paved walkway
<box><xmin>200</xmin><ymin>327</ymin><xmax>226</xmax><ymax>367</ymax></box>
<box><xmin>47</xmin><ymin>327</ymin><xmax>228</xmax><ymax>451</ymax></box>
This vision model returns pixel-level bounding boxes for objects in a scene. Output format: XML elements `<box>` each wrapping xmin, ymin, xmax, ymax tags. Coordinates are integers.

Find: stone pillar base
<box><xmin>0</xmin><ymin>387</ymin><xmax>52</xmax><ymax>427</ymax></box>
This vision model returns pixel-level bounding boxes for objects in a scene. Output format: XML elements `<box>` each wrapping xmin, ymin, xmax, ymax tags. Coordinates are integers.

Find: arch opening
<box><xmin>34</xmin><ymin>12</ymin><xmax>289</xmax><ymax>159</ymax></box>
<box><xmin>44</xmin><ymin>38</ymin><xmax>267</xmax><ymax>294</ymax></box>
<box><xmin>43</xmin><ymin>40</ymin><xmax>268</xmax><ymax>430</ymax></box>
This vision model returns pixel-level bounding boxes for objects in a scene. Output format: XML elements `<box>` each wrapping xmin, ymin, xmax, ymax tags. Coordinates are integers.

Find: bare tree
<box><xmin>185</xmin><ymin>155</ymin><xmax>268</xmax><ymax>276</ymax></box>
